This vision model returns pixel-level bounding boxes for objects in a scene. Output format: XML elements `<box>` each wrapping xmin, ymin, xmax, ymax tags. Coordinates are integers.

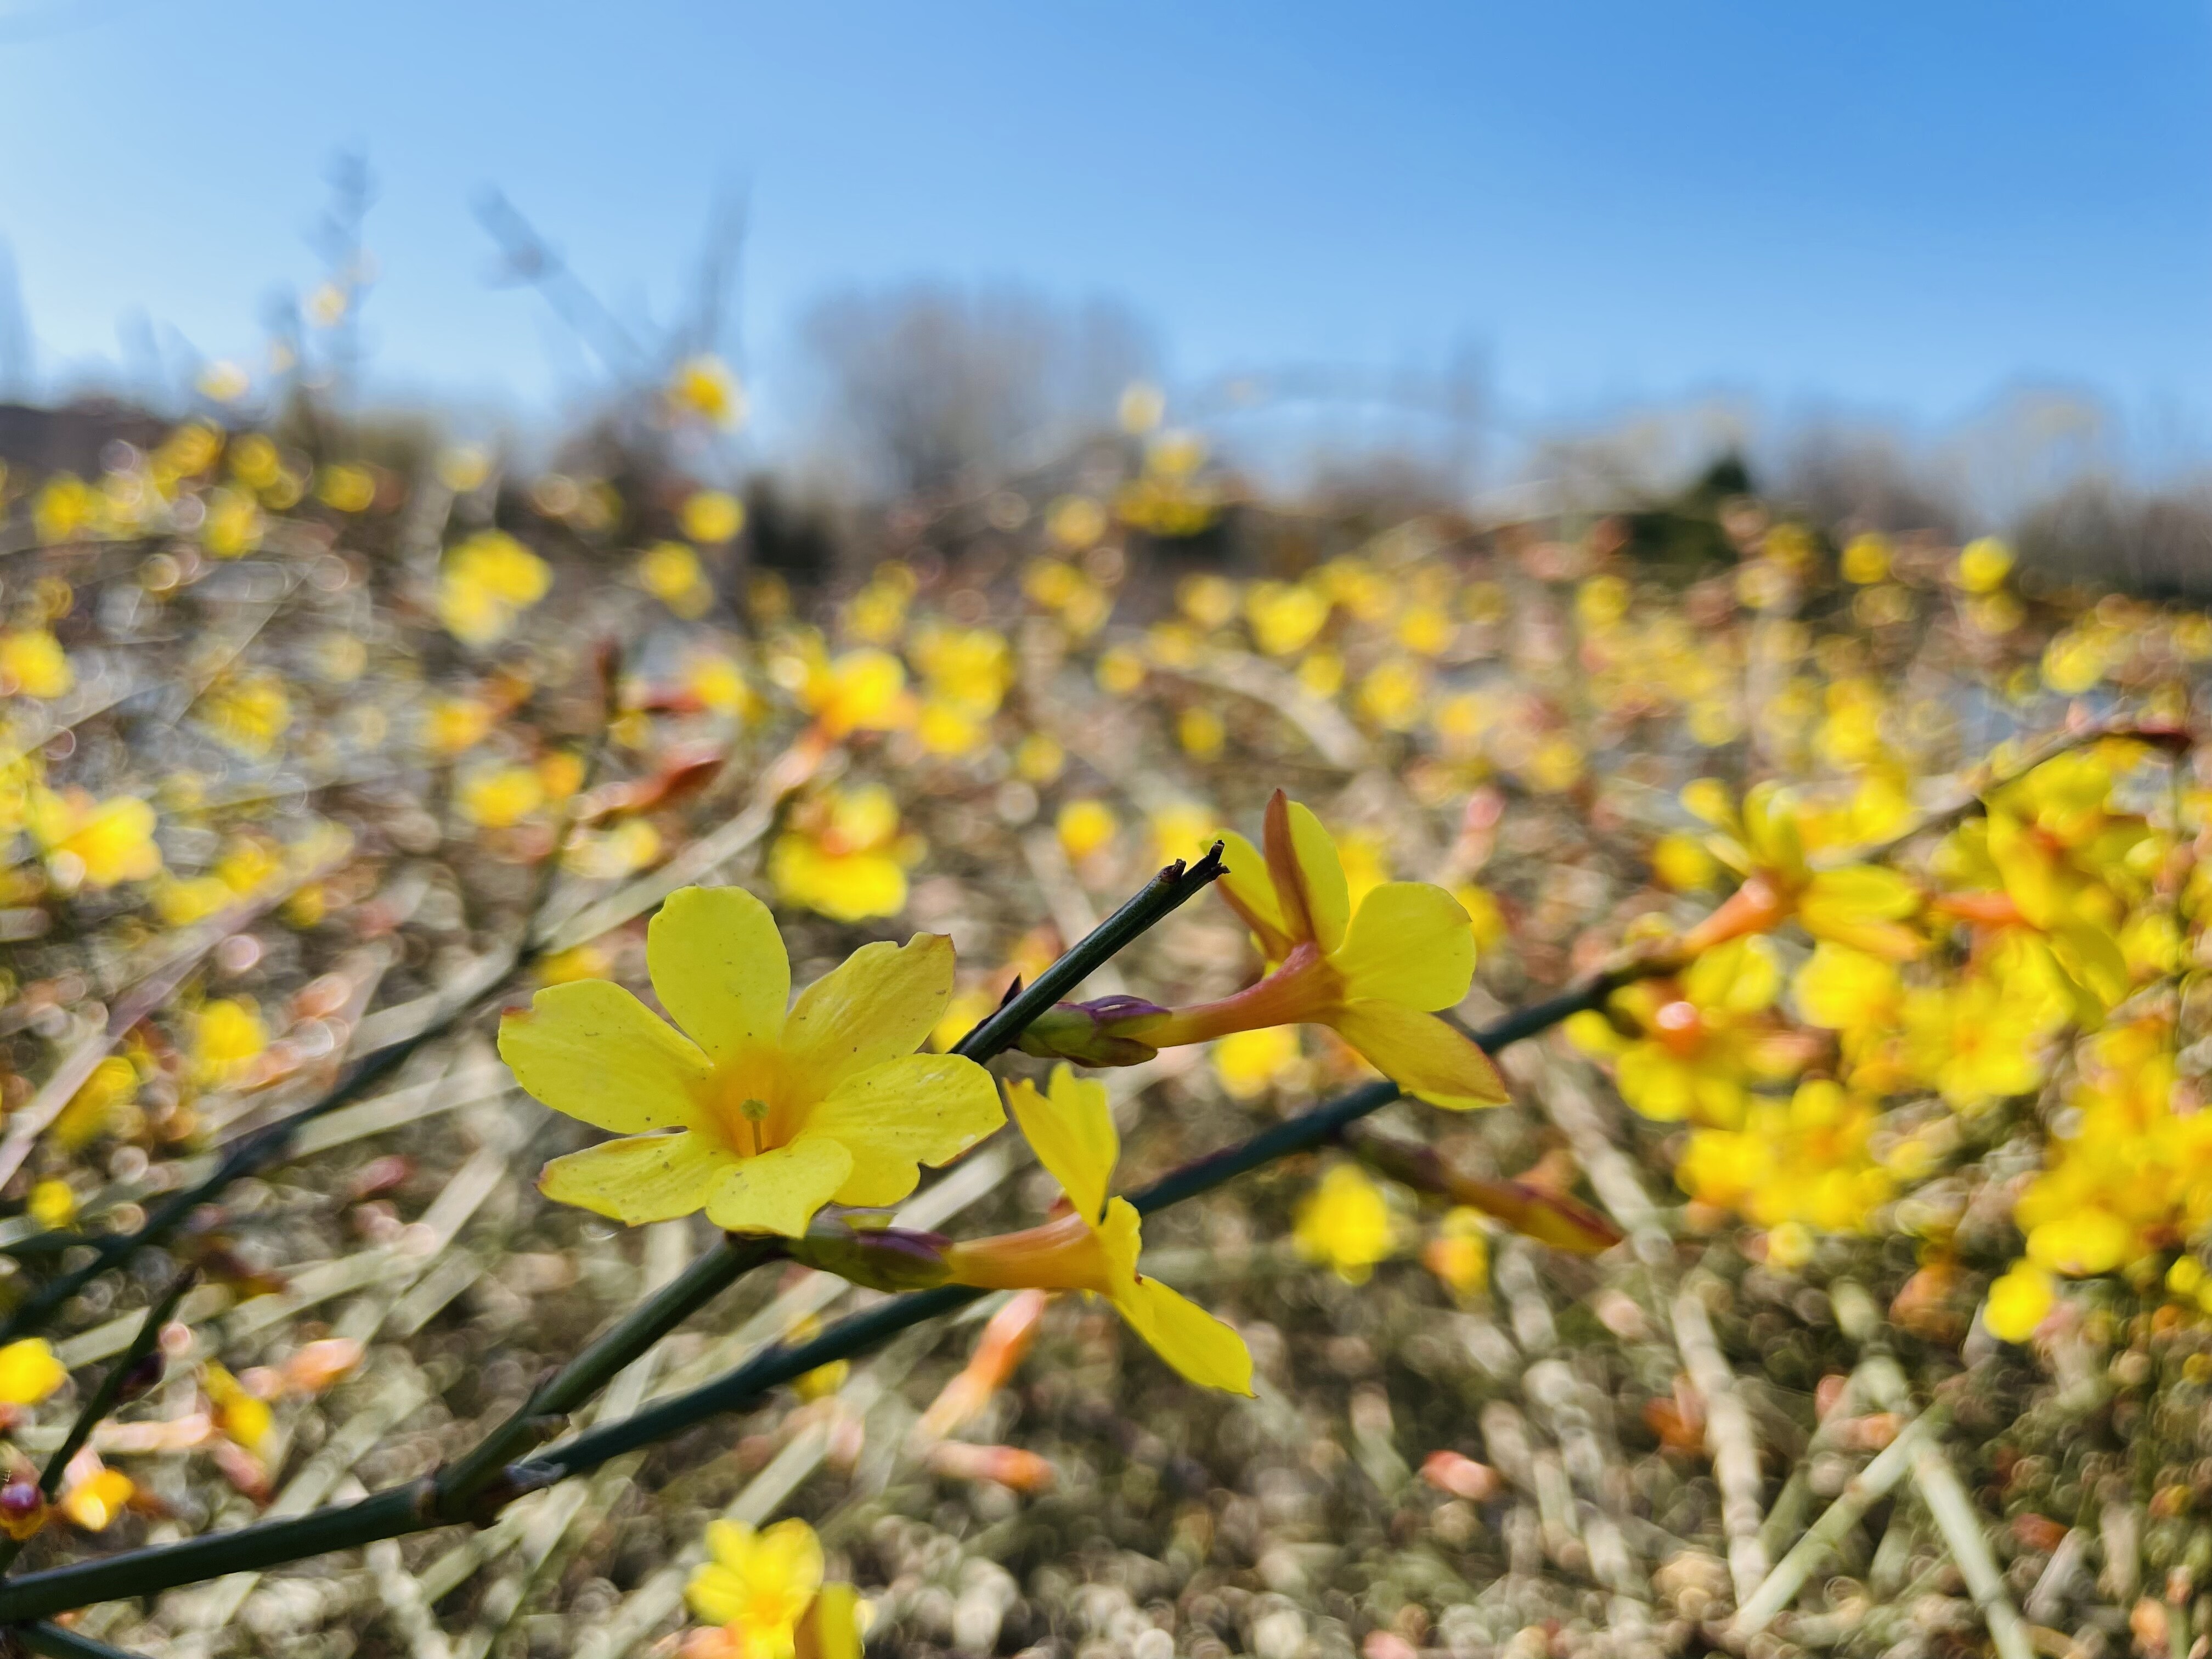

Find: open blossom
<box><xmin>1569</xmin><ymin>937</ymin><xmax>1815</xmax><ymax>1125</ymax></box>
<box><xmin>1677</xmin><ymin>779</ymin><xmax>1923</xmax><ymax>960</ymax></box>
<box><xmin>944</xmin><ymin>1065</ymin><xmax>1252</xmax><ymax>1395</ymax></box>
<box><xmin>503</xmin><ymin>886</ymin><xmax>1002</xmax><ymax>1237</ymax></box>
<box><xmin>1026</xmin><ymin>793</ymin><xmax>1506</xmax><ymax>1111</ymax></box>
<box><xmin>683</xmin><ymin>1516</ymin><xmax>861</xmax><ymax>1659</ymax></box>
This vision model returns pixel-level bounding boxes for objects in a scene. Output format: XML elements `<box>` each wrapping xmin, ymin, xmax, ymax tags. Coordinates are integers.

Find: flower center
<box><xmin>701</xmin><ymin>1052</ymin><xmax>802</xmax><ymax>1158</ymax></box>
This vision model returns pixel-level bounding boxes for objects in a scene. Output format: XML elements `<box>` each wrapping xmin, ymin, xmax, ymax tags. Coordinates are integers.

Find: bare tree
<box><xmin>793</xmin><ymin>281</ymin><xmax>1155</xmax><ymax>498</ymax></box>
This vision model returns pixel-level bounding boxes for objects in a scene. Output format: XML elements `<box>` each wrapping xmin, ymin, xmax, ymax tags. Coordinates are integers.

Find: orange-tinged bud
<box><xmin>1420</xmin><ymin>1450</ymin><xmax>1502</xmax><ymax>1502</ymax></box>
<box><xmin>925</xmin><ymin>1441</ymin><xmax>1058</xmax><ymax>1493</ymax></box>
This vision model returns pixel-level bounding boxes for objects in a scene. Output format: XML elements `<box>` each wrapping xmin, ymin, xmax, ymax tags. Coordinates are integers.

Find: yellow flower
<box><xmin>685</xmin><ymin>1519</ymin><xmax>823</xmax><ymax>1659</ymax></box>
<box><xmin>504</xmin><ymin>886</ymin><xmax>1001</xmax><ymax>1237</ymax></box>
<box><xmin>0</xmin><ymin>1339</ymin><xmax>66</xmax><ymax>1407</ymax></box>
<box><xmin>1675</xmin><ymin>1080</ymin><xmax>1894</xmax><ymax>1237</ymax></box>
<box><xmin>1294</xmin><ymin>1163</ymin><xmax>1397</xmax><ymax>1284</ymax></box>
<box><xmin>682</xmin><ymin>490</ymin><xmax>745</xmax><ymax>545</ymax></box>
<box><xmin>1095</xmin><ymin>793</ymin><xmax>1505</xmax><ymax>1109</ymax></box>
<box><xmin>26</xmin><ymin>1180</ymin><xmax>75</xmax><ymax>1231</ymax></box>
<box><xmin>203</xmin><ymin>1362</ymin><xmax>271</xmax><ymax>1451</ymax></box>
<box><xmin>1571</xmin><ymin>938</ymin><xmax>1809</xmax><ymax>1125</ymax></box>
<box><xmin>1680</xmin><ymin>781</ymin><xmax>1922</xmax><ymax>961</ymax></box>
<box><xmin>1841</xmin><ymin>533</ymin><xmax>1891</xmax><ymax>584</ymax></box>
<box><xmin>793</xmin><ymin>646</ymin><xmax>913</xmax><ymax>740</ymax></box>
<box><xmin>1056</xmin><ymin>799</ymin><xmax>1118</xmax><ymax>863</ymax></box>
<box><xmin>1177</xmin><ymin>706</ymin><xmax>1226</xmax><ymax>759</ymax></box>
<box><xmin>1014</xmin><ymin>733</ymin><xmax>1065</xmax><ymax>784</ymax></box>
<box><xmin>0</xmin><ymin>630</ymin><xmax>72</xmax><ymax>699</ymax></box>
<box><xmin>59</xmin><ymin>1464</ymin><xmax>133</xmax><ymax>1532</ymax></box>
<box><xmin>669</xmin><ymin>357</ymin><xmax>746</xmax><ymax>429</ymax></box>
<box><xmin>1422</xmin><ymin>1206</ymin><xmax>1489</xmax><ymax>1297</ymax></box>
<box><xmin>456</xmin><ymin>763</ymin><xmax>546</xmax><ymax>829</ymax></box>
<box><xmin>945</xmin><ymin>1066</ymin><xmax>1252</xmax><ymax>1394</ymax></box>
<box><xmin>198</xmin><ymin>670</ymin><xmax>292</xmax><ymax>758</ymax></box>
<box><xmin>27</xmin><ymin>787</ymin><xmax>162</xmax><ymax>890</ymax></box>
<box><xmin>1955</xmin><ymin>537</ymin><xmax>2013</xmax><ymax>593</ymax></box>
<box><xmin>54</xmin><ymin>1056</ymin><xmax>138</xmax><ymax>1150</ymax></box>
<box><xmin>1211</xmin><ymin>1025</ymin><xmax>1301</xmax><ymax>1101</ymax></box>
<box><xmin>685</xmin><ymin>654</ymin><xmax>759</xmax><ymax>721</ymax></box>
<box><xmin>1984</xmin><ymin>1262</ymin><xmax>2055</xmax><ymax>1344</ymax></box>
<box><xmin>768</xmin><ymin>786</ymin><xmax>918</xmax><ymax>923</ymax></box>
<box><xmin>1246</xmin><ymin>582</ymin><xmax>1329</xmax><ymax>657</ymax></box>
<box><xmin>192</xmin><ymin>998</ymin><xmax>268</xmax><ymax>1090</ymax></box>
<box><xmin>438</xmin><ymin>531</ymin><xmax>550</xmax><ymax>647</ymax></box>
<box><xmin>423</xmin><ymin>695</ymin><xmax>496</xmax><ymax>756</ymax></box>
<box><xmin>640</xmin><ymin>541</ymin><xmax>712</xmax><ymax>618</ymax></box>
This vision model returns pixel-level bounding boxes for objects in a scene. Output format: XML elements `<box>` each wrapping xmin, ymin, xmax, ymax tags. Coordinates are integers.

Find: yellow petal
<box><xmin>782</xmin><ymin>934</ymin><xmax>953</xmax><ymax>1096</ymax></box>
<box><xmin>1328</xmin><ymin>1001</ymin><xmax>1507</xmax><ymax>1109</ymax></box>
<box><xmin>744</xmin><ymin>1517</ymin><xmax>826</xmax><ymax>1602</ymax></box>
<box><xmin>705</xmin><ymin>1138</ymin><xmax>854</xmax><ymax>1236</ymax></box>
<box><xmin>806</xmin><ymin>1583</ymin><xmax>866</xmax><ymax>1659</ymax></box>
<box><xmin>539</xmin><ymin>1130</ymin><xmax>731</xmax><ymax>1224</ymax></box>
<box><xmin>1005</xmin><ymin>1064</ymin><xmax>1117</xmax><ymax>1223</ymax></box>
<box><xmin>646</xmin><ymin>884</ymin><xmax>789</xmax><ymax>1062</ymax></box>
<box><xmin>1263</xmin><ymin>793</ymin><xmax>1351</xmax><ymax>951</ymax></box>
<box><xmin>803</xmin><ymin>1052</ymin><xmax>1006</xmax><ymax>1206</ymax></box>
<box><xmin>1331</xmin><ymin>881</ymin><xmax>1476</xmax><ymax>1010</ymax></box>
<box><xmin>1216</xmin><ymin>830</ymin><xmax>1295</xmax><ymax>959</ymax></box>
<box><xmin>1615</xmin><ymin>1043</ymin><xmax>1694</xmax><ymax>1121</ymax></box>
<box><xmin>1799</xmin><ymin>867</ymin><xmax>1923</xmax><ymax>960</ymax></box>
<box><xmin>499</xmin><ymin>981</ymin><xmax>709</xmax><ymax>1133</ymax></box>
<box><xmin>1985</xmin><ymin>808</ymin><xmax>2059</xmax><ymax>927</ymax></box>
<box><xmin>686</xmin><ymin>1560</ymin><xmax>748</xmax><ymax>1627</ymax></box>
<box><xmin>1115</xmin><ymin>1275</ymin><xmax>1254</xmax><ymax>1395</ymax></box>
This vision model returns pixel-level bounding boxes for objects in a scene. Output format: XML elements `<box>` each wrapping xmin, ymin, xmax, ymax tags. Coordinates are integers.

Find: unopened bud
<box><xmin>0</xmin><ymin>1480</ymin><xmax>46</xmax><ymax>1541</ymax></box>
<box><xmin>786</xmin><ymin>1216</ymin><xmax>953</xmax><ymax>1293</ymax></box>
<box><xmin>1014</xmin><ymin>996</ymin><xmax>1167</xmax><ymax>1068</ymax></box>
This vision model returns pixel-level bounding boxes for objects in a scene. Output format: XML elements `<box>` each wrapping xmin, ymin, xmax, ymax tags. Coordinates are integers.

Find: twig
<box><xmin>1729</xmin><ymin>1408</ymin><xmax>1948</xmax><ymax>1635</ymax></box>
<box><xmin>1671</xmin><ymin>1280</ymin><xmax>1770</xmax><ymax>1609</ymax></box>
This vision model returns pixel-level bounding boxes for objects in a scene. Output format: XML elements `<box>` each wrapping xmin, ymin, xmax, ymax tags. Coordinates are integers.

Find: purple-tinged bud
<box><xmin>0</xmin><ymin>1480</ymin><xmax>45</xmax><ymax>1541</ymax></box>
<box><xmin>1014</xmin><ymin>996</ymin><xmax>1169</xmax><ymax>1067</ymax></box>
<box><xmin>786</xmin><ymin>1216</ymin><xmax>953</xmax><ymax>1293</ymax></box>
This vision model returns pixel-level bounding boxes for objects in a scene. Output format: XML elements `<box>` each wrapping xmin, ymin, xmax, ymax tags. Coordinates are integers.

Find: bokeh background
<box><xmin>4</xmin><ymin>8</ymin><xmax>2212</xmax><ymax>1659</ymax></box>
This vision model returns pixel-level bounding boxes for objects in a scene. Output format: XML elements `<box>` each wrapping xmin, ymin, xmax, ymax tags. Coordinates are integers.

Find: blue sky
<box><xmin>1</xmin><ymin>2</ymin><xmax>2206</xmax><ymax>452</ymax></box>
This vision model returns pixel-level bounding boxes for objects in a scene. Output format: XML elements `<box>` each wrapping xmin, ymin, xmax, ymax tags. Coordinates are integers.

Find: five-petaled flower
<box><xmin>1028</xmin><ymin>792</ymin><xmax>1508</xmax><ymax>1111</ymax></box>
<box><xmin>503</xmin><ymin>885</ymin><xmax>1002</xmax><ymax>1237</ymax></box>
<box><xmin>684</xmin><ymin>1515</ymin><xmax>863</xmax><ymax>1659</ymax></box>
<box><xmin>945</xmin><ymin>1064</ymin><xmax>1254</xmax><ymax>1395</ymax></box>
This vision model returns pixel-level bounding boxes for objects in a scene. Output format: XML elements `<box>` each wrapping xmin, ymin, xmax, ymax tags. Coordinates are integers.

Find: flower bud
<box><xmin>784</xmin><ymin>1216</ymin><xmax>953</xmax><ymax>1294</ymax></box>
<box><xmin>0</xmin><ymin>1479</ymin><xmax>46</xmax><ymax>1541</ymax></box>
<box><xmin>1014</xmin><ymin>996</ymin><xmax>1168</xmax><ymax>1068</ymax></box>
